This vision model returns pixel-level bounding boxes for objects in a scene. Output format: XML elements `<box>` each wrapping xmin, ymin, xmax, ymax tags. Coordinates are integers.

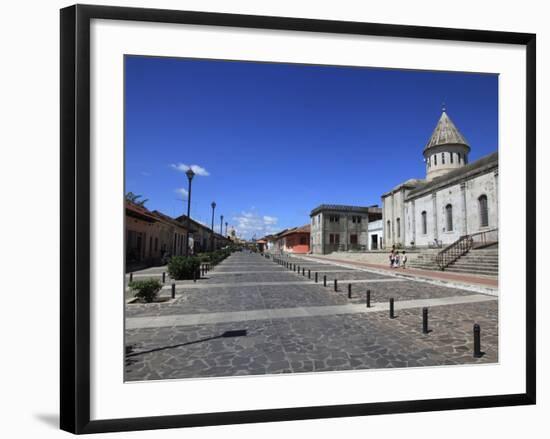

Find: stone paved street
<box><xmin>125</xmin><ymin>251</ymin><xmax>498</xmax><ymax>381</ymax></box>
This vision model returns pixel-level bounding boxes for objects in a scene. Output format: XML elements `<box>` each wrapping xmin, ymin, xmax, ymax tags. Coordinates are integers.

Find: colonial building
<box><xmin>381</xmin><ymin>109</ymin><xmax>498</xmax><ymax>249</ymax></box>
<box><xmin>125</xmin><ymin>200</ymin><xmax>232</xmax><ymax>271</ymax></box>
<box><xmin>310</xmin><ymin>204</ymin><xmax>382</xmax><ymax>254</ymax></box>
<box><xmin>278</xmin><ymin>225</ymin><xmax>311</xmax><ymax>254</ymax></box>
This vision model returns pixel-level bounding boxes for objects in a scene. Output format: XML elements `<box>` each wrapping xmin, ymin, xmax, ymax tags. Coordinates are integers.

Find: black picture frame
<box><xmin>60</xmin><ymin>4</ymin><xmax>536</xmax><ymax>434</ymax></box>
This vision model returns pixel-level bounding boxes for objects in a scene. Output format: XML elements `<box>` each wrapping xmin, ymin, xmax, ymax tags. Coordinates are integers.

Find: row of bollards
<box><xmin>270</xmin><ymin>257</ymin><xmax>484</xmax><ymax>359</ymax></box>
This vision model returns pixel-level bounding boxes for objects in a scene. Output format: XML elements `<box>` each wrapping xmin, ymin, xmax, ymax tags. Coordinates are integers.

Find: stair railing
<box><xmin>436</xmin><ymin>228</ymin><xmax>498</xmax><ymax>270</ymax></box>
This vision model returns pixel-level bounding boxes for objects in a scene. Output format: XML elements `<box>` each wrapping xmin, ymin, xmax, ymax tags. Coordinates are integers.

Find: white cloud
<box><xmin>174</xmin><ymin>188</ymin><xmax>188</xmax><ymax>198</ymax></box>
<box><xmin>263</xmin><ymin>215</ymin><xmax>278</xmax><ymax>225</ymax></box>
<box><xmin>233</xmin><ymin>210</ymin><xmax>279</xmax><ymax>239</ymax></box>
<box><xmin>141</xmin><ymin>171</ymin><xmax>152</xmax><ymax>177</ymax></box>
<box><xmin>170</xmin><ymin>163</ymin><xmax>210</xmax><ymax>176</ymax></box>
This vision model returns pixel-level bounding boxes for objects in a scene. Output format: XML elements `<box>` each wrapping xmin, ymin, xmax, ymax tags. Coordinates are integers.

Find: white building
<box><xmin>367</xmin><ymin>219</ymin><xmax>383</xmax><ymax>250</ymax></box>
<box><xmin>381</xmin><ymin>109</ymin><xmax>498</xmax><ymax>249</ymax></box>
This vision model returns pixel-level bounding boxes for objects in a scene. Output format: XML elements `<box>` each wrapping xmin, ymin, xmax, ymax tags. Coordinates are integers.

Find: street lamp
<box><xmin>225</xmin><ymin>221</ymin><xmax>228</xmax><ymax>237</ymax></box>
<box><xmin>220</xmin><ymin>214</ymin><xmax>224</xmax><ymax>235</ymax></box>
<box><xmin>210</xmin><ymin>201</ymin><xmax>216</xmax><ymax>251</ymax></box>
<box><xmin>184</xmin><ymin>168</ymin><xmax>195</xmax><ymax>256</ymax></box>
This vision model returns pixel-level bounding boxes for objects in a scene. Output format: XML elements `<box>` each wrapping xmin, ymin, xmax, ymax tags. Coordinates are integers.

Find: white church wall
<box><xmin>435</xmin><ymin>183</ymin><xmax>463</xmax><ymax>244</ymax></box>
<box><xmin>403</xmin><ymin>167</ymin><xmax>498</xmax><ymax>248</ymax></box>
<box><xmin>463</xmin><ymin>171</ymin><xmax>498</xmax><ymax>234</ymax></box>
<box><xmin>382</xmin><ymin>189</ymin><xmax>407</xmax><ymax>248</ymax></box>
<box><xmin>410</xmin><ymin>194</ymin><xmax>433</xmax><ymax>247</ymax></box>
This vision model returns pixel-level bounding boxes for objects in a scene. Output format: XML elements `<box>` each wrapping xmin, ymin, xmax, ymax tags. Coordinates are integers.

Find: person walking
<box><xmin>389</xmin><ymin>250</ymin><xmax>395</xmax><ymax>268</ymax></box>
<box><xmin>401</xmin><ymin>251</ymin><xmax>407</xmax><ymax>269</ymax></box>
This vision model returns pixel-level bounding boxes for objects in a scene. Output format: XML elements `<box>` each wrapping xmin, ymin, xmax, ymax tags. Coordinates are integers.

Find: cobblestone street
<box><xmin>125</xmin><ymin>251</ymin><xmax>498</xmax><ymax>381</ymax></box>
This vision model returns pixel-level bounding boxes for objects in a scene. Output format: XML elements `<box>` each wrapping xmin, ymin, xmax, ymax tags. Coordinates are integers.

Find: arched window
<box><xmin>442</xmin><ymin>153</ymin><xmax>445</xmax><ymax>164</ymax></box>
<box><xmin>446</xmin><ymin>204</ymin><xmax>453</xmax><ymax>231</ymax></box>
<box><xmin>458</xmin><ymin>153</ymin><xmax>461</xmax><ymax>163</ymax></box>
<box><xmin>396</xmin><ymin>218</ymin><xmax>401</xmax><ymax>238</ymax></box>
<box><xmin>479</xmin><ymin>195</ymin><xmax>489</xmax><ymax>227</ymax></box>
<box><xmin>421</xmin><ymin>211</ymin><xmax>427</xmax><ymax>235</ymax></box>
<box><xmin>450</xmin><ymin>152</ymin><xmax>454</xmax><ymax>164</ymax></box>
<box><xmin>434</xmin><ymin>154</ymin><xmax>437</xmax><ymax>165</ymax></box>
<box><xmin>387</xmin><ymin>220</ymin><xmax>391</xmax><ymax>239</ymax></box>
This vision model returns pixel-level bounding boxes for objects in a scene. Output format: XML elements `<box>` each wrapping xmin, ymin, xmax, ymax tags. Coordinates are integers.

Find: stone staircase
<box><xmin>407</xmin><ymin>249</ymin><xmax>440</xmax><ymax>270</ymax></box>
<box><xmin>445</xmin><ymin>248</ymin><xmax>498</xmax><ymax>276</ymax></box>
<box><xmin>408</xmin><ymin>247</ymin><xmax>498</xmax><ymax>277</ymax></box>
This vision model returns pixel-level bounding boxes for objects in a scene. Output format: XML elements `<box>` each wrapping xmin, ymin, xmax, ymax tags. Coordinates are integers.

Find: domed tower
<box><xmin>423</xmin><ymin>107</ymin><xmax>470</xmax><ymax>181</ymax></box>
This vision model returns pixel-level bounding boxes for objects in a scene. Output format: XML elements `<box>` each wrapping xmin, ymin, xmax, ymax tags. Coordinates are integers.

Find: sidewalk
<box><xmin>302</xmin><ymin>255</ymin><xmax>498</xmax><ymax>292</ymax></box>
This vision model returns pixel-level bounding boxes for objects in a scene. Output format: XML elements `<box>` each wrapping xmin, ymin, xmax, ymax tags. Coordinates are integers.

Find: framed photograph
<box><xmin>60</xmin><ymin>4</ymin><xmax>536</xmax><ymax>434</ymax></box>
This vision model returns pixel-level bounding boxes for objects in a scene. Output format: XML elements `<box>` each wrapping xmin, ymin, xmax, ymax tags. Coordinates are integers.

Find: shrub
<box><xmin>197</xmin><ymin>249</ymin><xmax>232</xmax><ymax>267</ymax></box>
<box><xmin>128</xmin><ymin>278</ymin><xmax>162</xmax><ymax>303</ymax></box>
<box><xmin>168</xmin><ymin>256</ymin><xmax>201</xmax><ymax>280</ymax></box>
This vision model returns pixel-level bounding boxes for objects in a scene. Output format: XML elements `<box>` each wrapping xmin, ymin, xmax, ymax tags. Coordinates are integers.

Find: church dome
<box><xmin>423</xmin><ymin>108</ymin><xmax>471</xmax><ymax>181</ymax></box>
<box><xmin>424</xmin><ymin>110</ymin><xmax>470</xmax><ymax>153</ymax></box>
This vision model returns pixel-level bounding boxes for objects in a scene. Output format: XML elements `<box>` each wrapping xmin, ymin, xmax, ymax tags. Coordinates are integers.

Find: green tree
<box><xmin>125</xmin><ymin>192</ymin><xmax>148</xmax><ymax>206</ymax></box>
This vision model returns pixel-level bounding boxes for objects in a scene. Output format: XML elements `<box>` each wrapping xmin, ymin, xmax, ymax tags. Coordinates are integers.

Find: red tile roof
<box><xmin>280</xmin><ymin>224</ymin><xmax>310</xmax><ymax>237</ymax></box>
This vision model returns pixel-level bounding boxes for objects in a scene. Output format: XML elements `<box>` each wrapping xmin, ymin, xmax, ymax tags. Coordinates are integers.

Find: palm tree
<box><xmin>125</xmin><ymin>192</ymin><xmax>148</xmax><ymax>206</ymax></box>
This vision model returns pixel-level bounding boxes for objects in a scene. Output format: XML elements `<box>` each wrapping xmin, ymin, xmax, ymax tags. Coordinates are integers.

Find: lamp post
<box><xmin>225</xmin><ymin>221</ymin><xmax>228</xmax><ymax>237</ymax></box>
<box><xmin>184</xmin><ymin>168</ymin><xmax>195</xmax><ymax>256</ymax></box>
<box><xmin>210</xmin><ymin>201</ymin><xmax>216</xmax><ymax>251</ymax></box>
<box><xmin>220</xmin><ymin>214</ymin><xmax>224</xmax><ymax>235</ymax></box>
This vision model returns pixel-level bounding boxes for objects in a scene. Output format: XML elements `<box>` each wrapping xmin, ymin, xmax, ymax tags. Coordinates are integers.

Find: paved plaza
<box><xmin>125</xmin><ymin>251</ymin><xmax>498</xmax><ymax>381</ymax></box>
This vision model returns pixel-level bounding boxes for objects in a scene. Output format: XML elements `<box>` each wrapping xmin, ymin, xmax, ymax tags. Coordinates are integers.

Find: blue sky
<box><xmin>125</xmin><ymin>56</ymin><xmax>498</xmax><ymax>239</ymax></box>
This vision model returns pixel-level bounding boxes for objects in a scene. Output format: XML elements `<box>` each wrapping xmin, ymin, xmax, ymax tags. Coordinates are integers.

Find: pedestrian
<box><xmin>394</xmin><ymin>252</ymin><xmax>400</xmax><ymax>268</ymax></box>
<box><xmin>389</xmin><ymin>250</ymin><xmax>394</xmax><ymax>268</ymax></box>
<box><xmin>401</xmin><ymin>251</ymin><xmax>407</xmax><ymax>269</ymax></box>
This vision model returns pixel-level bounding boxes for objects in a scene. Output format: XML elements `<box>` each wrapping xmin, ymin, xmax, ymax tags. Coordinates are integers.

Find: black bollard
<box><xmin>422</xmin><ymin>307</ymin><xmax>429</xmax><ymax>334</ymax></box>
<box><xmin>315</xmin><ymin>272</ymin><xmax>318</xmax><ymax>283</ymax></box>
<box><xmin>323</xmin><ymin>275</ymin><xmax>327</xmax><ymax>287</ymax></box>
<box><xmin>171</xmin><ymin>282</ymin><xmax>176</xmax><ymax>299</ymax></box>
<box><xmin>162</xmin><ymin>272</ymin><xmax>166</xmax><ymax>283</ymax></box>
<box><xmin>308</xmin><ymin>269</ymin><xmax>311</xmax><ymax>279</ymax></box>
<box><xmin>193</xmin><ymin>268</ymin><xmax>196</xmax><ymax>283</ymax></box>
<box><xmin>473</xmin><ymin>324</ymin><xmax>482</xmax><ymax>358</ymax></box>
<box><xmin>389</xmin><ymin>298</ymin><xmax>395</xmax><ymax>319</ymax></box>
<box><xmin>302</xmin><ymin>268</ymin><xmax>305</xmax><ymax>276</ymax></box>
<box><xmin>334</xmin><ymin>279</ymin><xmax>338</xmax><ymax>292</ymax></box>
<box><xmin>348</xmin><ymin>283</ymin><xmax>352</xmax><ymax>299</ymax></box>
<box><xmin>366</xmin><ymin>289</ymin><xmax>371</xmax><ymax>308</ymax></box>
<box><xmin>129</xmin><ymin>273</ymin><xmax>133</xmax><ymax>283</ymax></box>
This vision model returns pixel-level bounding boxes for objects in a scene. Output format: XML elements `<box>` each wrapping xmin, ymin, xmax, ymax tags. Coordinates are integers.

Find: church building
<box><xmin>381</xmin><ymin>108</ymin><xmax>498</xmax><ymax>249</ymax></box>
